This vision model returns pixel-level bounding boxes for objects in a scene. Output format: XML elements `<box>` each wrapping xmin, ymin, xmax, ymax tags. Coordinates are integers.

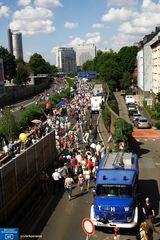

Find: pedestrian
<box><xmin>64</xmin><ymin>173</ymin><xmax>74</xmax><ymax>200</ymax></box>
<box><xmin>137</xmin><ymin>221</ymin><xmax>148</xmax><ymax>240</ymax></box>
<box><xmin>52</xmin><ymin>169</ymin><xmax>61</xmax><ymax>194</ymax></box>
<box><xmin>78</xmin><ymin>174</ymin><xmax>85</xmax><ymax>192</ymax></box>
<box><xmin>145</xmin><ymin>215</ymin><xmax>160</xmax><ymax>240</ymax></box>
<box><xmin>83</xmin><ymin>166</ymin><xmax>91</xmax><ymax>191</ymax></box>
<box><xmin>142</xmin><ymin>197</ymin><xmax>155</xmax><ymax>220</ymax></box>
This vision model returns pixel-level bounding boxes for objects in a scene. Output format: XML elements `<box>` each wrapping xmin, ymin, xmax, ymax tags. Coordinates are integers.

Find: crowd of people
<box><xmin>138</xmin><ymin>197</ymin><xmax>160</xmax><ymax>240</ymax></box>
<box><xmin>39</xmin><ymin>79</ymin><xmax>106</xmax><ymax>200</ymax></box>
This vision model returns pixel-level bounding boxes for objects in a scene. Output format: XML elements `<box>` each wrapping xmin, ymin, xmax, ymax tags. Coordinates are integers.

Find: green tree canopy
<box><xmin>28</xmin><ymin>53</ymin><xmax>49</xmax><ymax>75</ymax></box>
<box><xmin>0</xmin><ymin>46</ymin><xmax>16</xmax><ymax>81</ymax></box>
<box><xmin>118</xmin><ymin>46</ymin><xmax>138</xmax><ymax>73</ymax></box>
<box><xmin>0</xmin><ymin>109</ymin><xmax>18</xmax><ymax>141</ymax></box>
<box><xmin>13</xmin><ymin>67</ymin><xmax>29</xmax><ymax>85</ymax></box>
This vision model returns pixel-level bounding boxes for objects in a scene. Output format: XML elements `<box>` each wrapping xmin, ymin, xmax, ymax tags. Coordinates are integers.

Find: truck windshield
<box><xmin>96</xmin><ymin>184</ymin><xmax>132</xmax><ymax>197</ymax></box>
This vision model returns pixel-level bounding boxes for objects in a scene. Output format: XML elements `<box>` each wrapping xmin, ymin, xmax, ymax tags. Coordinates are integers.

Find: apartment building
<box><xmin>137</xmin><ymin>26</ymin><xmax>160</xmax><ymax>103</ymax></box>
<box><xmin>151</xmin><ymin>40</ymin><xmax>160</xmax><ymax>99</ymax></box>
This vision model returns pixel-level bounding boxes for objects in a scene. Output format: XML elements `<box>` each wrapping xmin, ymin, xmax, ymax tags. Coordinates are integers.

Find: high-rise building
<box><xmin>8</xmin><ymin>28</ymin><xmax>13</xmax><ymax>54</ymax></box>
<box><xmin>75</xmin><ymin>43</ymin><xmax>96</xmax><ymax>67</ymax></box>
<box><xmin>56</xmin><ymin>47</ymin><xmax>77</xmax><ymax>74</ymax></box>
<box><xmin>8</xmin><ymin>29</ymin><xmax>23</xmax><ymax>59</ymax></box>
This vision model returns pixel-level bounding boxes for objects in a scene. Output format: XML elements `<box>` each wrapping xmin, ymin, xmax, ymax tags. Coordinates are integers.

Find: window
<box><xmin>96</xmin><ymin>185</ymin><xmax>132</xmax><ymax>197</ymax></box>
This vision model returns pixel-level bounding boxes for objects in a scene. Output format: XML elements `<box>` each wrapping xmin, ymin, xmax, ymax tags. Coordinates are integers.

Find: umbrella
<box><xmin>97</xmin><ymin>92</ymin><xmax>107</xmax><ymax>97</ymax></box>
<box><xmin>56</xmin><ymin>100</ymin><xmax>65</xmax><ymax>107</ymax></box>
<box><xmin>31</xmin><ymin>119</ymin><xmax>42</xmax><ymax>124</ymax></box>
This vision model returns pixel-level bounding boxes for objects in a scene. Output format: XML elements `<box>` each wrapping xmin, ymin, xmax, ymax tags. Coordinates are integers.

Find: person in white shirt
<box><xmin>52</xmin><ymin>169</ymin><xmax>61</xmax><ymax>194</ymax></box>
<box><xmin>83</xmin><ymin>167</ymin><xmax>91</xmax><ymax>191</ymax></box>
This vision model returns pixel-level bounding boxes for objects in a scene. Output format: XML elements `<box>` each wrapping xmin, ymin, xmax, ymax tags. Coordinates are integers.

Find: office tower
<box><xmin>56</xmin><ymin>47</ymin><xmax>77</xmax><ymax>74</ymax></box>
<box><xmin>75</xmin><ymin>43</ymin><xmax>96</xmax><ymax>67</ymax></box>
<box><xmin>8</xmin><ymin>28</ymin><xmax>13</xmax><ymax>54</ymax></box>
<box><xmin>8</xmin><ymin>29</ymin><xmax>23</xmax><ymax>59</ymax></box>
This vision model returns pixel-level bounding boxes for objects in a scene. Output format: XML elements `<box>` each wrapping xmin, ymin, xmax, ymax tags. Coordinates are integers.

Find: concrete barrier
<box><xmin>0</xmin><ymin>131</ymin><xmax>56</xmax><ymax>224</ymax></box>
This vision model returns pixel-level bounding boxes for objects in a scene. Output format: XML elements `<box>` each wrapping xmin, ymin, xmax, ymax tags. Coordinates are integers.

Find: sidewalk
<box><xmin>98</xmin><ymin>113</ymin><xmax>115</xmax><ymax>151</ymax></box>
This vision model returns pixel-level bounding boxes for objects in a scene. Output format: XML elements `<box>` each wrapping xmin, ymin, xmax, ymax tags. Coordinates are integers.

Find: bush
<box><xmin>113</xmin><ymin>118</ymin><xmax>133</xmax><ymax>152</ymax></box>
<box><xmin>155</xmin><ymin>121</ymin><xmax>160</xmax><ymax>129</ymax></box>
<box><xmin>102</xmin><ymin>107</ymin><xmax>111</xmax><ymax>131</ymax></box>
<box><xmin>108</xmin><ymin>92</ymin><xmax>119</xmax><ymax>114</ymax></box>
<box><xmin>18</xmin><ymin>77</ymin><xmax>75</xmax><ymax>131</ymax></box>
<box><xmin>19</xmin><ymin>105</ymin><xmax>44</xmax><ymax>130</ymax></box>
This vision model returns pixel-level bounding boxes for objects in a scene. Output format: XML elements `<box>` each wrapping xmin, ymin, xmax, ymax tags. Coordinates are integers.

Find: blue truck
<box><xmin>90</xmin><ymin>151</ymin><xmax>139</xmax><ymax>228</ymax></box>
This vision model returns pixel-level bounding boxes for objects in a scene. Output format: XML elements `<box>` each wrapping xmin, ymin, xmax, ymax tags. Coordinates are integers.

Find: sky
<box><xmin>0</xmin><ymin>0</ymin><xmax>160</xmax><ymax>64</ymax></box>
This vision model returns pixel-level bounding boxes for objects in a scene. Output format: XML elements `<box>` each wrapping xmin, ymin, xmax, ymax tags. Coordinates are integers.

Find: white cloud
<box><xmin>111</xmin><ymin>0</ymin><xmax>160</xmax><ymax>51</ymax></box>
<box><xmin>0</xmin><ymin>5</ymin><xmax>9</xmax><ymax>17</ymax></box>
<box><xmin>68</xmin><ymin>37</ymin><xmax>85</xmax><ymax>47</ymax></box>
<box><xmin>119</xmin><ymin>22</ymin><xmax>149</xmax><ymax>35</ymax></box>
<box><xmin>9</xmin><ymin>6</ymin><xmax>55</xmax><ymax>35</ymax></box>
<box><xmin>86</xmin><ymin>32</ymin><xmax>101</xmax><ymax>44</ymax></box>
<box><xmin>64</xmin><ymin>21</ymin><xmax>79</xmax><ymax>29</ymax></box>
<box><xmin>102</xmin><ymin>7</ymin><xmax>137</xmax><ymax>22</ymax></box>
<box><xmin>92</xmin><ymin>23</ymin><xmax>104</xmax><ymax>29</ymax></box>
<box><xmin>111</xmin><ymin>33</ymin><xmax>140</xmax><ymax>51</ymax></box>
<box><xmin>34</xmin><ymin>0</ymin><xmax>63</xmax><ymax>8</ymax></box>
<box><xmin>118</xmin><ymin>1</ymin><xmax>160</xmax><ymax>35</ymax></box>
<box><xmin>18</xmin><ymin>0</ymin><xmax>31</xmax><ymax>6</ymax></box>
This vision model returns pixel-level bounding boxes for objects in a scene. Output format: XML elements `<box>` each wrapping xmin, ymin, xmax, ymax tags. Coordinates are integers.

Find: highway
<box><xmin>5</xmin><ymin>89</ymin><xmax>160</xmax><ymax>240</ymax></box>
<box><xmin>39</xmin><ymin>95</ymin><xmax>160</xmax><ymax>240</ymax></box>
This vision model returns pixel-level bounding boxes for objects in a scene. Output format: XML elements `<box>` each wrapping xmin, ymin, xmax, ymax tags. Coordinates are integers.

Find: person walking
<box><xmin>78</xmin><ymin>174</ymin><xmax>85</xmax><ymax>192</ymax></box>
<box><xmin>145</xmin><ymin>215</ymin><xmax>160</xmax><ymax>240</ymax></box>
<box><xmin>137</xmin><ymin>222</ymin><xmax>148</xmax><ymax>240</ymax></box>
<box><xmin>52</xmin><ymin>169</ymin><xmax>61</xmax><ymax>194</ymax></box>
<box><xmin>83</xmin><ymin>166</ymin><xmax>91</xmax><ymax>191</ymax></box>
<box><xmin>64</xmin><ymin>173</ymin><xmax>74</xmax><ymax>200</ymax></box>
<box><xmin>142</xmin><ymin>197</ymin><xmax>155</xmax><ymax>220</ymax></box>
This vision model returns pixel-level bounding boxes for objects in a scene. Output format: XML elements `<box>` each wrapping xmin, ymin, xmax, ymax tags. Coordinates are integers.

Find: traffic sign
<box><xmin>78</xmin><ymin>72</ymin><xmax>97</xmax><ymax>79</ymax></box>
<box><xmin>82</xmin><ymin>218</ymin><xmax>95</xmax><ymax>236</ymax></box>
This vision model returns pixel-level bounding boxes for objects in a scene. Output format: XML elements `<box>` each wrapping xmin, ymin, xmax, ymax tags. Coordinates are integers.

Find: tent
<box><xmin>56</xmin><ymin>100</ymin><xmax>65</xmax><ymax>107</ymax></box>
<box><xmin>97</xmin><ymin>92</ymin><xmax>107</xmax><ymax>97</ymax></box>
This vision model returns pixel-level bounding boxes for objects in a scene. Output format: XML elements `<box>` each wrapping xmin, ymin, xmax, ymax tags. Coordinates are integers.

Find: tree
<box><xmin>82</xmin><ymin>60</ymin><xmax>94</xmax><ymax>71</ymax></box>
<box><xmin>118</xmin><ymin>46</ymin><xmax>138</xmax><ymax>73</ymax></box>
<box><xmin>50</xmin><ymin>64</ymin><xmax>58</xmax><ymax>76</ymax></box>
<box><xmin>13</xmin><ymin>67</ymin><xmax>29</xmax><ymax>85</ymax></box>
<box><xmin>0</xmin><ymin>46</ymin><xmax>16</xmax><ymax>81</ymax></box>
<box><xmin>120</xmin><ymin>71</ymin><xmax>132</xmax><ymax>89</ymax></box>
<box><xmin>113</xmin><ymin>118</ymin><xmax>133</xmax><ymax>151</ymax></box>
<box><xmin>0</xmin><ymin>109</ymin><xmax>18</xmax><ymax>141</ymax></box>
<box><xmin>28</xmin><ymin>53</ymin><xmax>48</xmax><ymax>75</ymax></box>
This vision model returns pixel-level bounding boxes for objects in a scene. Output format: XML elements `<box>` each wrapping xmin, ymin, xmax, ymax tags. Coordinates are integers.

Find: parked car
<box><xmin>120</xmin><ymin>89</ymin><xmax>126</xmax><ymax>96</ymax></box>
<box><xmin>127</xmin><ymin>103</ymin><xmax>137</xmax><ymax>111</ymax></box>
<box><xmin>125</xmin><ymin>95</ymin><xmax>135</xmax><ymax>105</ymax></box>
<box><xmin>136</xmin><ymin>117</ymin><xmax>152</xmax><ymax>129</ymax></box>
<box><xmin>132</xmin><ymin>113</ymin><xmax>142</xmax><ymax>122</ymax></box>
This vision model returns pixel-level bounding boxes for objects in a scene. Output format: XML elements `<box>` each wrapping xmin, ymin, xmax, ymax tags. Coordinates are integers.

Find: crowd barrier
<box><xmin>0</xmin><ymin>130</ymin><xmax>56</xmax><ymax>224</ymax></box>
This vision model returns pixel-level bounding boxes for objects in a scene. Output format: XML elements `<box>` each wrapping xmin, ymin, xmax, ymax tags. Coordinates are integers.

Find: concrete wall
<box><xmin>0</xmin><ymin>131</ymin><xmax>56</xmax><ymax>224</ymax></box>
<box><xmin>0</xmin><ymin>80</ymin><xmax>50</xmax><ymax>107</ymax></box>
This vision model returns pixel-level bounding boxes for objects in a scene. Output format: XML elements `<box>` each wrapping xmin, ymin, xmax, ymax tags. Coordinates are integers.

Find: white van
<box><xmin>91</xmin><ymin>96</ymin><xmax>102</xmax><ymax>113</ymax></box>
<box><xmin>125</xmin><ymin>95</ymin><xmax>135</xmax><ymax>105</ymax></box>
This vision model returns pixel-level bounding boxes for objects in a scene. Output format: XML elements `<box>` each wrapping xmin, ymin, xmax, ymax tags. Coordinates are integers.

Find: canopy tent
<box><xmin>56</xmin><ymin>100</ymin><xmax>65</xmax><ymax>107</ymax></box>
<box><xmin>97</xmin><ymin>92</ymin><xmax>107</xmax><ymax>97</ymax></box>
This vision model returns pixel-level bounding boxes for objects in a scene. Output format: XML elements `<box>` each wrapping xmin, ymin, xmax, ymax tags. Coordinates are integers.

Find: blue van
<box><xmin>90</xmin><ymin>152</ymin><xmax>139</xmax><ymax>228</ymax></box>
